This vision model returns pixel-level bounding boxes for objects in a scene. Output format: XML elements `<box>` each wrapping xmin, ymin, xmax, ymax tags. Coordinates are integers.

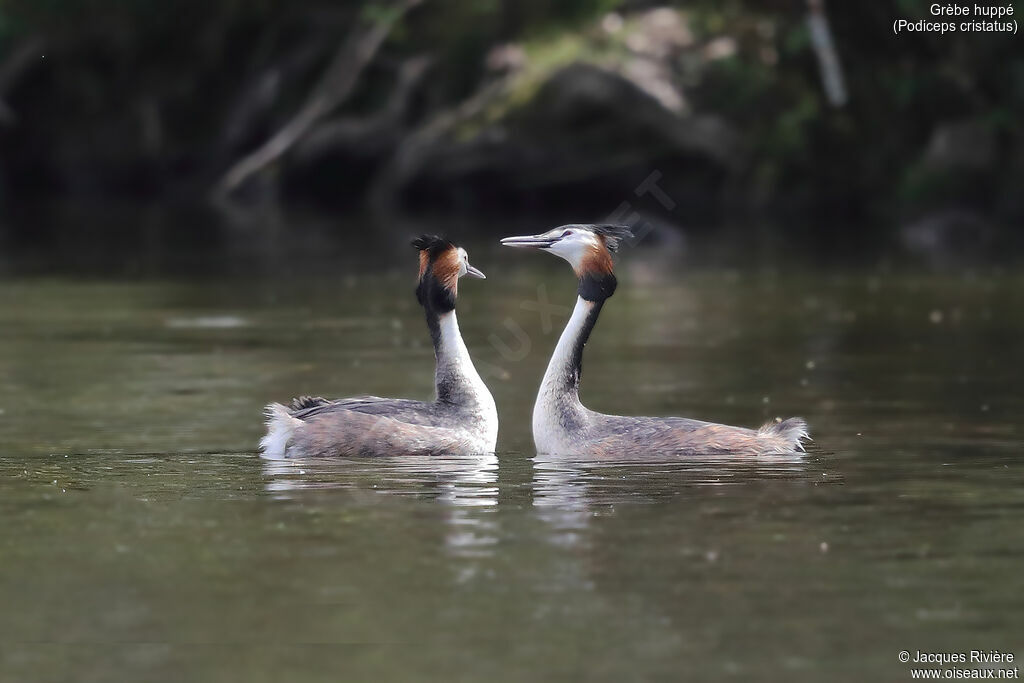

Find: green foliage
<box><xmin>362</xmin><ymin>2</ymin><xmax>410</xmax><ymax>26</ymax></box>
<box><xmin>0</xmin><ymin>0</ymin><xmax>1021</xmax><ymax>219</ymax></box>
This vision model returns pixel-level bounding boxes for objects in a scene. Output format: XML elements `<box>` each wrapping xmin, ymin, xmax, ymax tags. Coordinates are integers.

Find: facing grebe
<box><xmin>501</xmin><ymin>224</ymin><xmax>809</xmax><ymax>457</ymax></box>
<box><xmin>260</xmin><ymin>235</ymin><xmax>498</xmax><ymax>458</ymax></box>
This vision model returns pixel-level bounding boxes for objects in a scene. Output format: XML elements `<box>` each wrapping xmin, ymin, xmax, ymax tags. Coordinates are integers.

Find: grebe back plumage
<box><xmin>501</xmin><ymin>224</ymin><xmax>808</xmax><ymax>457</ymax></box>
<box><xmin>260</xmin><ymin>235</ymin><xmax>498</xmax><ymax>458</ymax></box>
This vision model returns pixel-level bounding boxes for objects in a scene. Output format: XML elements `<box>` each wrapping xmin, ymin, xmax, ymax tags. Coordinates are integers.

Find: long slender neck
<box><xmin>532</xmin><ymin>269</ymin><xmax>616</xmax><ymax>450</ymax></box>
<box><xmin>540</xmin><ymin>268</ymin><xmax>616</xmax><ymax>401</ymax></box>
<box><xmin>539</xmin><ymin>295</ymin><xmax>604</xmax><ymax>402</ymax></box>
<box><xmin>426</xmin><ymin>308</ymin><xmax>490</xmax><ymax>406</ymax></box>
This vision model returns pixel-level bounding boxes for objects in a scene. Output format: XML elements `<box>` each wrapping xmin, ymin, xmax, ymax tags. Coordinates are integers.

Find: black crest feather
<box><xmin>411</xmin><ymin>234</ymin><xmax>454</xmax><ymax>256</ymax></box>
<box><xmin>289</xmin><ymin>395</ymin><xmax>328</xmax><ymax>412</ymax></box>
<box><xmin>587</xmin><ymin>224</ymin><xmax>633</xmax><ymax>252</ymax></box>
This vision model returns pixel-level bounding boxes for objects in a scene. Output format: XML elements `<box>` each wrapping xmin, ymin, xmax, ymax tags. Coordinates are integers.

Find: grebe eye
<box><xmin>563</xmin><ymin>230</ymin><xmax>573</xmax><ymax>236</ymax></box>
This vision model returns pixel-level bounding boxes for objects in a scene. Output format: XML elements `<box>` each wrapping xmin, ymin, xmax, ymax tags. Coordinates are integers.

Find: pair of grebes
<box><xmin>261</xmin><ymin>225</ymin><xmax>809</xmax><ymax>459</ymax></box>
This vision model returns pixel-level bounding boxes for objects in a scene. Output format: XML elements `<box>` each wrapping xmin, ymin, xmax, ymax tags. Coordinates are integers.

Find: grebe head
<box><xmin>501</xmin><ymin>223</ymin><xmax>632</xmax><ymax>286</ymax></box>
<box><xmin>500</xmin><ymin>224</ymin><xmax>632</xmax><ymax>273</ymax></box>
<box><xmin>501</xmin><ymin>224</ymin><xmax>631</xmax><ymax>302</ymax></box>
<box><xmin>412</xmin><ymin>235</ymin><xmax>485</xmax><ymax>312</ymax></box>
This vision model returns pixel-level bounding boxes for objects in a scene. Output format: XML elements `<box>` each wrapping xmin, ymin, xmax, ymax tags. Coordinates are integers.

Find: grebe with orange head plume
<box><xmin>260</xmin><ymin>236</ymin><xmax>497</xmax><ymax>458</ymax></box>
<box><xmin>501</xmin><ymin>224</ymin><xmax>808</xmax><ymax>457</ymax></box>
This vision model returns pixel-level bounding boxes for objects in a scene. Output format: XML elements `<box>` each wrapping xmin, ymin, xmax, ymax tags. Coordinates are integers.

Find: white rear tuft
<box><xmin>758</xmin><ymin>417</ymin><xmax>811</xmax><ymax>453</ymax></box>
<box><xmin>259</xmin><ymin>403</ymin><xmax>302</xmax><ymax>459</ymax></box>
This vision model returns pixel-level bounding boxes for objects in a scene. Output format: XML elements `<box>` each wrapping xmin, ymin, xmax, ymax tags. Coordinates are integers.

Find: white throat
<box><xmin>533</xmin><ymin>296</ymin><xmax>595</xmax><ymax>451</ymax></box>
<box><xmin>435</xmin><ymin>311</ymin><xmax>496</xmax><ymax>418</ymax></box>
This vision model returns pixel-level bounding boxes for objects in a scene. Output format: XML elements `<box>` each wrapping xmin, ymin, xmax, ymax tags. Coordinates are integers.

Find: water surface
<box><xmin>1</xmin><ymin>234</ymin><xmax>1022</xmax><ymax>681</ymax></box>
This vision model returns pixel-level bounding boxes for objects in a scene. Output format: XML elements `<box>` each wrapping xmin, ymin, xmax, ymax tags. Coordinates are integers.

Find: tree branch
<box><xmin>806</xmin><ymin>0</ymin><xmax>848</xmax><ymax>107</ymax></box>
<box><xmin>294</xmin><ymin>54</ymin><xmax>431</xmax><ymax>163</ymax></box>
<box><xmin>212</xmin><ymin>0</ymin><xmax>422</xmax><ymax>200</ymax></box>
<box><xmin>369</xmin><ymin>75</ymin><xmax>513</xmax><ymax>213</ymax></box>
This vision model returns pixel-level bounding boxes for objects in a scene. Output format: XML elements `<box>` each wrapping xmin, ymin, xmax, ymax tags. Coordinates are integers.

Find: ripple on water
<box><xmin>261</xmin><ymin>453</ymin><xmax>500</xmax><ymax>508</ymax></box>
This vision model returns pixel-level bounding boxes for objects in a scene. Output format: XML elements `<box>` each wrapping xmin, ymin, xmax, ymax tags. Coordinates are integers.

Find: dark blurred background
<box><xmin>0</xmin><ymin>0</ymin><xmax>1021</xmax><ymax>266</ymax></box>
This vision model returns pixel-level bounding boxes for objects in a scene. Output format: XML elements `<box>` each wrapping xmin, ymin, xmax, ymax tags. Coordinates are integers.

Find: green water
<box><xmin>1</xmin><ymin>243</ymin><xmax>1023</xmax><ymax>682</ymax></box>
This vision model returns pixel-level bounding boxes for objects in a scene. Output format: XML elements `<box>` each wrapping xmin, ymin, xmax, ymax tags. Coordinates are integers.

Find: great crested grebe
<box><xmin>260</xmin><ymin>235</ymin><xmax>498</xmax><ymax>458</ymax></box>
<box><xmin>501</xmin><ymin>224</ymin><xmax>809</xmax><ymax>457</ymax></box>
